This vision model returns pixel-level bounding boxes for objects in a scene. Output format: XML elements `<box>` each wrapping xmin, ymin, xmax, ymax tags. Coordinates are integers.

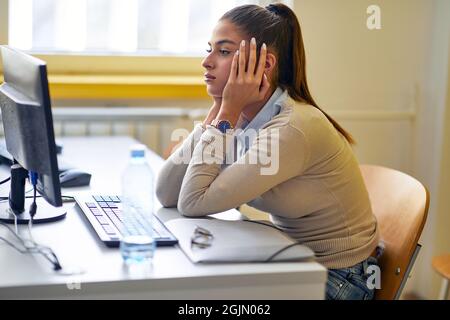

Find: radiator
<box><xmin>0</xmin><ymin>107</ymin><xmax>207</xmax><ymax>157</ymax></box>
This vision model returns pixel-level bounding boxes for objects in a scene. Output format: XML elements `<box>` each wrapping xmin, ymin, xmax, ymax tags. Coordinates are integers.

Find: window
<box><xmin>1</xmin><ymin>0</ymin><xmax>292</xmax><ymax>100</ymax></box>
<box><xmin>8</xmin><ymin>0</ymin><xmax>292</xmax><ymax>56</ymax></box>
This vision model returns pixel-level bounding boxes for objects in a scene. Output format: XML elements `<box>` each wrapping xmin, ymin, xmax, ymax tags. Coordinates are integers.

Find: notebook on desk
<box><xmin>164</xmin><ymin>218</ymin><xmax>315</xmax><ymax>264</ymax></box>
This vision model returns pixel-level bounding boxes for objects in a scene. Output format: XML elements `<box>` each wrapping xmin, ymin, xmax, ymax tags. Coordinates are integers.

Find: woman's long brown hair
<box><xmin>221</xmin><ymin>3</ymin><xmax>355</xmax><ymax>144</ymax></box>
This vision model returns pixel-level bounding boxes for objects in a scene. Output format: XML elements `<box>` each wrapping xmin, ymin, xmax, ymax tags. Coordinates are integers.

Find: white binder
<box><xmin>165</xmin><ymin>218</ymin><xmax>316</xmax><ymax>264</ymax></box>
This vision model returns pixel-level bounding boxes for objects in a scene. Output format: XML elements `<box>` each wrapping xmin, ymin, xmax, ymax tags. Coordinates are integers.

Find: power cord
<box><xmin>0</xmin><ymin>172</ymin><xmax>63</xmax><ymax>271</ymax></box>
<box><xmin>0</xmin><ymin>194</ymin><xmax>75</xmax><ymax>202</ymax></box>
<box><xmin>0</xmin><ymin>174</ymin><xmax>75</xmax><ymax>202</ymax></box>
<box><xmin>241</xmin><ymin>219</ymin><xmax>312</xmax><ymax>263</ymax></box>
<box><xmin>264</xmin><ymin>242</ymin><xmax>306</xmax><ymax>262</ymax></box>
<box><xmin>28</xmin><ymin>171</ymin><xmax>38</xmax><ymax>218</ymax></box>
<box><xmin>0</xmin><ymin>176</ymin><xmax>11</xmax><ymax>185</ymax></box>
<box><xmin>0</xmin><ymin>221</ymin><xmax>62</xmax><ymax>271</ymax></box>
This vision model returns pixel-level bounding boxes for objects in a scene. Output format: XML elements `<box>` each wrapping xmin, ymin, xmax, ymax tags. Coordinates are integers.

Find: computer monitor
<box><xmin>0</xmin><ymin>46</ymin><xmax>66</xmax><ymax>224</ymax></box>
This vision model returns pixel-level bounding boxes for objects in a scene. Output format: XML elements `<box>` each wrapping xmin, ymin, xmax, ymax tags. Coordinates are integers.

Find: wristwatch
<box><xmin>211</xmin><ymin>119</ymin><xmax>234</xmax><ymax>134</ymax></box>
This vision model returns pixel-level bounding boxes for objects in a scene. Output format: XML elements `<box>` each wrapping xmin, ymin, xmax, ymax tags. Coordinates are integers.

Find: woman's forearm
<box><xmin>155</xmin><ymin>123</ymin><xmax>205</xmax><ymax>207</ymax></box>
<box><xmin>214</xmin><ymin>103</ymin><xmax>241</xmax><ymax>128</ymax></box>
<box><xmin>203</xmin><ymin>100</ymin><xmax>222</xmax><ymax>127</ymax></box>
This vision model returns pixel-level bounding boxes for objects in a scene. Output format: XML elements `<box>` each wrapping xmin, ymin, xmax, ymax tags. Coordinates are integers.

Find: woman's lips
<box><xmin>204</xmin><ymin>73</ymin><xmax>216</xmax><ymax>83</ymax></box>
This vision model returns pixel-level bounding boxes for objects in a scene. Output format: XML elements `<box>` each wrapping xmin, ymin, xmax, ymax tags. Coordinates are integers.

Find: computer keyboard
<box><xmin>75</xmin><ymin>195</ymin><xmax>178</xmax><ymax>248</ymax></box>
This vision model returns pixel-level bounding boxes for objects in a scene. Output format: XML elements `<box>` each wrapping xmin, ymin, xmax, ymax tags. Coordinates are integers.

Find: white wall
<box><xmin>433</xmin><ymin>41</ymin><xmax>450</xmax><ymax>299</ymax></box>
<box><xmin>294</xmin><ymin>0</ymin><xmax>430</xmax><ymax>172</ymax></box>
<box><xmin>410</xmin><ymin>0</ymin><xmax>450</xmax><ymax>300</ymax></box>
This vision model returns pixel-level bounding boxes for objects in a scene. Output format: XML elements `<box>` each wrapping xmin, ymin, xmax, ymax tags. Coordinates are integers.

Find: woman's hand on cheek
<box><xmin>221</xmin><ymin>38</ymin><xmax>270</xmax><ymax>116</ymax></box>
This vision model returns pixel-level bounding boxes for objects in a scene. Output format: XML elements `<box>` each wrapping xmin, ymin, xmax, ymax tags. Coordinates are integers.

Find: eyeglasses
<box><xmin>191</xmin><ymin>225</ymin><xmax>214</xmax><ymax>249</ymax></box>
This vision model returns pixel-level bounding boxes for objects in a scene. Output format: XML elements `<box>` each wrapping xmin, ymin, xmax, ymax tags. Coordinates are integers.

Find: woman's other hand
<box><xmin>202</xmin><ymin>98</ymin><xmax>222</xmax><ymax>127</ymax></box>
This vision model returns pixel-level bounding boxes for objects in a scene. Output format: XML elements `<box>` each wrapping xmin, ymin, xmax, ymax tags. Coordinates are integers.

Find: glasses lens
<box><xmin>195</xmin><ymin>226</ymin><xmax>212</xmax><ymax>237</ymax></box>
<box><xmin>191</xmin><ymin>235</ymin><xmax>212</xmax><ymax>248</ymax></box>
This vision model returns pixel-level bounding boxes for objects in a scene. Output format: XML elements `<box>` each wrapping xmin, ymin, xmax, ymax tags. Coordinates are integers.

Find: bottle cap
<box><xmin>130</xmin><ymin>144</ymin><xmax>146</xmax><ymax>158</ymax></box>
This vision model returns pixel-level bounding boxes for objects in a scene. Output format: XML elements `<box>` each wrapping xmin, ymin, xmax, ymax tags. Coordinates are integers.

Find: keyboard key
<box><xmin>115</xmin><ymin>214</ymin><xmax>123</xmax><ymax>222</ymax></box>
<box><xmin>105</xmin><ymin>211</ymin><xmax>123</xmax><ymax>230</ymax></box>
<box><xmin>110</xmin><ymin>196</ymin><xmax>120</xmax><ymax>202</ymax></box>
<box><xmin>98</xmin><ymin>202</ymin><xmax>109</xmax><ymax>208</ymax></box>
<box><xmin>112</xmin><ymin>209</ymin><xmax>122</xmax><ymax>216</ymax></box>
<box><xmin>107</xmin><ymin>201</ymin><xmax>118</xmax><ymax>208</ymax></box>
<box><xmin>93</xmin><ymin>196</ymin><xmax>103</xmax><ymax>202</ymax></box>
<box><xmin>96</xmin><ymin>215</ymin><xmax>110</xmax><ymax>225</ymax></box>
<box><xmin>101</xmin><ymin>196</ymin><xmax>112</xmax><ymax>202</ymax></box>
<box><xmin>85</xmin><ymin>202</ymin><xmax>97</xmax><ymax>208</ymax></box>
<box><xmin>89</xmin><ymin>209</ymin><xmax>103</xmax><ymax>216</ymax></box>
<box><xmin>102</xmin><ymin>224</ymin><xmax>117</xmax><ymax>235</ymax></box>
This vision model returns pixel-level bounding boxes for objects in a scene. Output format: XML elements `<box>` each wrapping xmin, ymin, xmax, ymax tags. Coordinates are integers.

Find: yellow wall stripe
<box><xmin>49</xmin><ymin>83</ymin><xmax>209</xmax><ymax>100</ymax></box>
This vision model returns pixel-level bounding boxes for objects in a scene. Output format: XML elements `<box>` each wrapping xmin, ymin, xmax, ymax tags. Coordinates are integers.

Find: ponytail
<box><xmin>265</xmin><ymin>4</ymin><xmax>355</xmax><ymax>144</ymax></box>
<box><xmin>221</xmin><ymin>4</ymin><xmax>355</xmax><ymax>145</ymax></box>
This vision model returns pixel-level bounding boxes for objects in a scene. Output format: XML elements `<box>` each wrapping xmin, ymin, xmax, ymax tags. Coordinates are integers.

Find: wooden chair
<box><xmin>359</xmin><ymin>165</ymin><xmax>429</xmax><ymax>300</ymax></box>
<box><xmin>432</xmin><ymin>254</ymin><xmax>450</xmax><ymax>299</ymax></box>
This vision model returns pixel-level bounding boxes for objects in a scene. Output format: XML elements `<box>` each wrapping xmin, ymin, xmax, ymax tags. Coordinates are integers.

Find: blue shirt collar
<box><xmin>235</xmin><ymin>87</ymin><xmax>288</xmax><ymax>157</ymax></box>
<box><xmin>238</xmin><ymin>87</ymin><xmax>285</xmax><ymax>132</ymax></box>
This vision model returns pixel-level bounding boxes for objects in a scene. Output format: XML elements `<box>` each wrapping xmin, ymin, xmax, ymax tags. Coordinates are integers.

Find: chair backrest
<box><xmin>359</xmin><ymin>165</ymin><xmax>429</xmax><ymax>300</ymax></box>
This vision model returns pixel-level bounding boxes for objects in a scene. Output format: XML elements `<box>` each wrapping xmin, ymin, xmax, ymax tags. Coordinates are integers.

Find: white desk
<box><xmin>0</xmin><ymin>136</ymin><xmax>327</xmax><ymax>299</ymax></box>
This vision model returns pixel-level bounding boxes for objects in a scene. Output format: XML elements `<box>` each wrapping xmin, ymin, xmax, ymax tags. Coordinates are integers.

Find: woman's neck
<box><xmin>241</xmin><ymin>87</ymin><xmax>276</xmax><ymax>123</ymax></box>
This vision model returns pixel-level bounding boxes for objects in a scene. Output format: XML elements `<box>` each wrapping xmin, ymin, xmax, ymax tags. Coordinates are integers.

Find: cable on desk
<box><xmin>28</xmin><ymin>171</ymin><xmax>38</xmax><ymax>218</ymax></box>
<box><xmin>0</xmin><ymin>176</ymin><xmax>11</xmax><ymax>185</ymax></box>
<box><xmin>0</xmin><ymin>171</ymin><xmax>62</xmax><ymax>270</ymax></box>
<box><xmin>0</xmin><ymin>194</ymin><xmax>76</xmax><ymax>202</ymax></box>
<box><xmin>0</xmin><ymin>221</ymin><xmax>62</xmax><ymax>271</ymax></box>
<box><xmin>264</xmin><ymin>242</ymin><xmax>305</xmax><ymax>262</ymax></box>
<box><xmin>0</xmin><ymin>187</ymin><xmax>34</xmax><ymax>201</ymax></box>
<box><xmin>241</xmin><ymin>219</ymin><xmax>310</xmax><ymax>263</ymax></box>
<box><xmin>0</xmin><ymin>173</ymin><xmax>66</xmax><ymax>271</ymax></box>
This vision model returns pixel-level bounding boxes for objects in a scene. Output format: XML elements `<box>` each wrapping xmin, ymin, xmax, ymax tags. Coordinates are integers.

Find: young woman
<box><xmin>156</xmin><ymin>3</ymin><xmax>379</xmax><ymax>300</ymax></box>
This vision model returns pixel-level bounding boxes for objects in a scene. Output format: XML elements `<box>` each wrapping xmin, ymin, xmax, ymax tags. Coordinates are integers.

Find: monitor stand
<box><xmin>0</xmin><ymin>198</ymin><xmax>66</xmax><ymax>224</ymax></box>
<box><xmin>0</xmin><ymin>164</ymin><xmax>66</xmax><ymax>224</ymax></box>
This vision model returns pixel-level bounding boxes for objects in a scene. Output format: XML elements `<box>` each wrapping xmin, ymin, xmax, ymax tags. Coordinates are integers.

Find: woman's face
<box><xmin>202</xmin><ymin>20</ymin><xmax>245</xmax><ymax>98</ymax></box>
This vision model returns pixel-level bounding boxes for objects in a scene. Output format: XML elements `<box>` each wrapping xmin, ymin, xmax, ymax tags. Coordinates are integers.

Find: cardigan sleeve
<box><xmin>177</xmin><ymin>125</ymin><xmax>310</xmax><ymax>216</ymax></box>
<box><xmin>155</xmin><ymin>124</ymin><xmax>204</xmax><ymax>207</ymax></box>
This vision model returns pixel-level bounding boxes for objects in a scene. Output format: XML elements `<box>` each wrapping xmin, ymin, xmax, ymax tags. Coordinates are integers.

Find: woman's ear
<box><xmin>264</xmin><ymin>53</ymin><xmax>276</xmax><ymax>77</ymax></box>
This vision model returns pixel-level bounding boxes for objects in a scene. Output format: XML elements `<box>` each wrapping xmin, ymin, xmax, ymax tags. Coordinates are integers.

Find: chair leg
<box><xmin>438</xmin><ymin>278</ymin><xmax>449</xmax><ymax>300</ymax></box>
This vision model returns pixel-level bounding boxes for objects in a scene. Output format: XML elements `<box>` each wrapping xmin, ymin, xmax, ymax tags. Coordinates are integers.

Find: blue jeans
<box><xmin>325</xmin><ymin>256</ymin><xmax>378</xmax><ymax>300</ymax></box>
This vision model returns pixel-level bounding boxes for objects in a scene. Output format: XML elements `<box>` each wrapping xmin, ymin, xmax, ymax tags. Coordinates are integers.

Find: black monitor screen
<box><xmin>0</xmin><ymin>46</ymin><xmax>63</xmax><ymax>219</ymax></box>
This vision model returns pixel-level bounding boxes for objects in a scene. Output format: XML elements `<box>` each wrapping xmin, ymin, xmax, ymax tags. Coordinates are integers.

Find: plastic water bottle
<box><xmin>120</xmin><ymin>144</ymin><xmax>155</xmax><ymax>264</ymax></box>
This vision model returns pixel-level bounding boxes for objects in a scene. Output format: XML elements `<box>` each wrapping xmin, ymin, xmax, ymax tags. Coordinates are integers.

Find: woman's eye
<box><xmin>205</xmin><ymin>48</ymin><xmax>230</xmax><ymax>55</ymax></box>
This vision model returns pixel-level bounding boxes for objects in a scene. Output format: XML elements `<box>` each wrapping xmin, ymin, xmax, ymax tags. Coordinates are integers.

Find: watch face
<box><xmin>217</xmin><ymin>120</ymin><xmax>232</xmax><ymax>133</ymax></box>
